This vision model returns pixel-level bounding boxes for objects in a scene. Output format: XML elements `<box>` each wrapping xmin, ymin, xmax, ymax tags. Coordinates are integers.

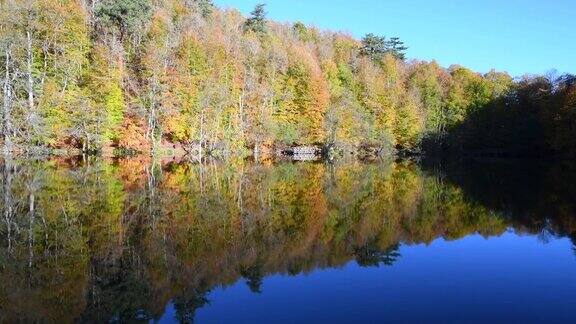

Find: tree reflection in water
<box><xmin>0</xmin><ymin>157</ymin><xmax>575</xmax><ymax>322</ymax></box>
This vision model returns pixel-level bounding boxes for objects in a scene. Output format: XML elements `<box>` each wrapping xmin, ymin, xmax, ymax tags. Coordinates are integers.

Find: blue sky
<box><xmin>213</xmin><ymin>0</ymin><xmax>575</xmax><ymax>77</ymax></box>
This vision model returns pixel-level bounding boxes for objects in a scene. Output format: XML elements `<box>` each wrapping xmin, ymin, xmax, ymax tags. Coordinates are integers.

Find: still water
<box><xmin>0</xmin><ymin>158</ymin><xmax>575</xmax><ymax>323</ymax></box>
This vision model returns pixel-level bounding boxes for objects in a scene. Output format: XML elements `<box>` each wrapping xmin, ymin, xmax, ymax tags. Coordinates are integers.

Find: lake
<box><xmin>1</xmin><ymin>157</ymin><xmax>575</xmax><ymax>323</ymax></box>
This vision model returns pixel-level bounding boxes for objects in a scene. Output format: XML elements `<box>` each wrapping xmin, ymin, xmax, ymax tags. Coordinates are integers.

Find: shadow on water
<box><xmin>422</xmin><ymin>157</ymin><xmax>576</xmax><ymax>239</ymax></box>
<box><xmin>0</xmin><ymin>157</ymin><xmax>575</xmax><ymax>322</ymax></box>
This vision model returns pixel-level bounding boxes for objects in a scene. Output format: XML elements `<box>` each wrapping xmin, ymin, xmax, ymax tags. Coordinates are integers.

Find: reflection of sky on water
<box><xmin>158</xmin><ymin>233</ymin><xmax>576</xmax><ymax>323</ymax></box>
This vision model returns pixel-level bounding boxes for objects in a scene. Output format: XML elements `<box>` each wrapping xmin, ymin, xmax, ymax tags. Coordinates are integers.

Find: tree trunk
<box><xmin>26</xmin><ymin>30</ymin><xmax>35</xmax><ymax>114</ymax></box>
<box><xmin>239</xmin><ymin>92</ymin><xmax>245</xmax><ymax>135</ymax></box>
<box><xmin>199</xmin><ymin>109</ymin><xmax>205</xmax><ymax>157</ymax></box>
<box><xmin>2</xmin><ymin>47</ymin><xmax>13</xmax><ymax>156</ymax></box>
<box><xmin>26</xmin><ymin>29</ymin><xmax>37</xmax><ymax>146</ymax></box>
<box><xmin>148</xmin><ymin>76</ymin><xmax>159</xmax><ymax>155</ymax></box>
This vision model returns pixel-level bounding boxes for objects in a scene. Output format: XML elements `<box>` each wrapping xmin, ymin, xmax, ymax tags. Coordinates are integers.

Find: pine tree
<box><xmin>95</xmin><ymin>0</ymin><xmax>152</xmax><ymax>39</ymax></box>
<box><xmin>386</xmin><ymin>37</ymin><xmax>408</xmax><ymax>60</ymax></box>
<box><xmin>360</xmin><ymin>33</ymin><xmax>387</xmax><ymax>62</ymax></box>
<box><xmin>244</xmin><ymin>4</ymin><xmax>267</xmax><ymax>34</ymax></box>
<box><xmin>191</xmin><ymin>0</ymin><xmax>214</xmax><ymax>18</ymax></box>
<box><xmin>361</xmin><ymin>34</ymin><xmax>408</xmax><ymax>62</ymax></box>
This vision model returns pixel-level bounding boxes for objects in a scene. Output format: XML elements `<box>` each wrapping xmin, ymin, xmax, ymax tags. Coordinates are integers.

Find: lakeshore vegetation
<box><xmin>0</xmin><ymin>0</ymin><xmax>574</xmax><ymax>158</ymax></box>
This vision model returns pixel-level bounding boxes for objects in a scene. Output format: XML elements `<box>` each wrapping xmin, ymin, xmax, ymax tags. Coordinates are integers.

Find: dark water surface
<box><xmin>1</xmin><ymin>158</ymin><xmax>575</xmax><ymax>323</ymax></box>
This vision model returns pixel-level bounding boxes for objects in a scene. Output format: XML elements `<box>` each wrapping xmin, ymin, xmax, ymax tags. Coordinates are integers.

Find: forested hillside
<box><xmin>0</xmin><ymin>0</ymin><xmax>574</xmax><ymax>158</ymax></box>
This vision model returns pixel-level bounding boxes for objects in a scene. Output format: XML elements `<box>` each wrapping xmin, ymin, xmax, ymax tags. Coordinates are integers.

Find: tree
<box><xmin>1</xmin><ymin>0</ymin><xmax>46</xmax><ymax>149</ymax></box>
<box><xmin>275</xmin><ymin>57</ymin><xmax>329</xmax><ymax>145</ymax></box>
<box><xmin>191</xmin><ymin>0</ymin><xmax>214</xmax><ymax>18</ymax></box>
<box><xmin>0</xmin><ymin>2</ymin><xmax>16</xmax><ymax>155</ymax></box>
<box><xmin>293</xmin><ymin>22</ymin><xmax>312</xmax><ymax>42</ymax></box>
<box><xmin>36</xmin><ymin>0</ymin><xmax>95</xmax><ymax>150</ymax></box>
<box><xmin>170</xmin><ymin>35</ymin><xmax>210</xmax><ymax>147</ymax></box>
<box><xmin>409</xmin><ymin>61</ymin><xmax>448</xmax><ymax>135</ymax></box>
<box><xmin>395</xmin><ymin>90</ymin><xmax>424</xmax><ymax>150</ymax></box>
<box><xmin>386</xmin><ymin>37</ymin><xmax>408</xmax><ymax>61</ymax></box>
<box><xmin>95</xmin><ymin>0</ymin><xmax>152</xmax><ymax>39</ymax></box>
<box><xmin>360</xmin><ymin>33</ymin><xmax>387</xmax><ymax>62</ymax></box>
<box><xmin>244</xmin><ymin>3</ymin><xmax>267</xmax><ymax>34</ymax></box>
<box><xmin>356</xmin><ymin>54</ymin><xmax>401</xmax><ymax>149</ymax></box>
<box><xmin>88</xmin><ymin>43</ymin><xmax>126</xmax><ymax>143</ymax></box>
<box><xmin>360</xmin><ymin>34</ymin><xmax>408</xmax><ymax>62</ymax></box>
<box><xmin>140</xmin><ymin>8</ymin><xmax>178</xmax><ymax>153</ymax></box>
<box><xmin>445</xmin><ymin>66</ymin><xmax>491</xmax><ymax>128</ymax></box>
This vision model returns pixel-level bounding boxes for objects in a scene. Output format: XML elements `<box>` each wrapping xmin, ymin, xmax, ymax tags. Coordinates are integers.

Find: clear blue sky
<box><xmin>213</xmin><ymin>0</ymin><xmax>575</xmax><ymax>77</ymax></box>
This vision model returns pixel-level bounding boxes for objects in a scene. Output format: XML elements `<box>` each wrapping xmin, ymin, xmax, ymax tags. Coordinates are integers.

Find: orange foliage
<box><xmin>117</xmin><ymin>116</ymin><xmax>151</xmax><ymax>152</ymax></box>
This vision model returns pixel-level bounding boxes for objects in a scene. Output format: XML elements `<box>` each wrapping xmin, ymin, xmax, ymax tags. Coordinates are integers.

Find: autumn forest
<box><xmin>0</xmin><ymin>0</ymin><xmax>574</xmax><ymax>159</ymax></box>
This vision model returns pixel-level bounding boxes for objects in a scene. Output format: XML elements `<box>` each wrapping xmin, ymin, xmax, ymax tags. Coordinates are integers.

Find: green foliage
<box><xmin>88</xmin><ymin>44</ymin><xmax>126</xmax><ymax>142</ymax></box>
<box><xmin>274</xmin><ymin>61</ymin><xmax>328</xmax><ymax>145</ymax></box>
<box><xmin>386</xmin><ymin>37</ymin><xmax>408</xmax><ymax>60</ymax></box>
<box><xmin>103</xmin><ymin>83</ymin><xmax>125</xmax><ymax>138</ymax></box>
<box><xmin>337</xmin><ymin>63</ymin><xmax>355</xmax><ymax>88</ymax></box>
<box><xmin>244</xmin><ymin>3</ymin><xmax>267</xmax><ymax>34</ymax></box>
<box><xmin>395</xmin><ymin>91</ymin><xmax>424</xmax><ymax>150</ymax></box>
<box><xmin>409</xmin><ymin>62</ymin><xmax>447</xmax><ymax>134</ymax></box>
<box><xmin>360</xmin><ymin>33</ymin><xmax>387</xmax><ymax>61</ymax></box>
<box><xmin>360</xmin><ymin>33</ymin><xmax>408</xmax><ymax>62</ymax></box>
<box><xmin>293</xmin><ymin>21</ymin><xmax>315</xmax><ymax>42</ymax></box>
<box><xmin>170</xmin><ymin>36</ymin><xmax>210</xmax><ymax>143</ymax></box>
<box><xmin>192</xmin><ymin>0</ymin><xmax>215</xmax><ymax>18</ymax></box>
<box><xmin>275</xmin><ymin>63</ymin><xmax>313</xmax><ymax>144</ymax></box>
<box><xmin>485</xmin><ymin>70</ymin><xmax>513</xmax><ymax>98</ymax></box>
<box><xmin>444</xmin><ymin>66</ymin><xmax>491</xmax><ymax>127</ymax></box>
<box><xmin>95</xmin><ymin>0</ymin><xmax>152</xmax><ymax>37</ymax></box>
<box><xmin>445</xmin><ymin>73</ymin><xmax>576</xmax><ymax>157</ymax></box>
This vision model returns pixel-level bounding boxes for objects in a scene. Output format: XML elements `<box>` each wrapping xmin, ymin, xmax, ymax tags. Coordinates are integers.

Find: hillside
<box><xmin>0</xmin><ymin>0</ymin><xmax>574</xmax><ymax>158</ymax></box>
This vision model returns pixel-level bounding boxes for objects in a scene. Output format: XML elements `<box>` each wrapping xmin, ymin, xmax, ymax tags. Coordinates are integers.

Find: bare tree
<box><xmin>2</xmin><ymin>46</ymin><xmax>14</xmax><ymax>156</ymax></box>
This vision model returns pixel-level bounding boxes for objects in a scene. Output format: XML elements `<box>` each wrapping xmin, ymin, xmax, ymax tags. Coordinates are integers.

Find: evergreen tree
<box><xmin>360</xmin><ymin>33</ymin><xmax>387</xmax><ymax>62</ymax></box>
<box><xmin>361</xmin><ymin>34</ymin><xmax>408</xmax><ymax>62</ymax></box>
<box><xmin>95</xmin><ymin>0</ymin><xmax>152</xmax><ymax>38</ymax></box>
<box><xmin>191</xmin><ymin>0</ymin><xmax>214</xmax><ymax>18</ymax></box>
<box><xmin>244</xmin><ymin>3</ymin><xmax>267</xmax><ymax>34</ymax></box>
<box><xmin>386</xmin><ymin>37</ymin><xmax>408</xmax><ymax>61</ymax></box>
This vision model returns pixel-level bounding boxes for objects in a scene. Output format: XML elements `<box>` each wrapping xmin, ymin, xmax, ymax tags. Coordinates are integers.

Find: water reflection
<box><xmin>0</xmin><ymin>158</ymin><xmax>575</xmax><ymax>322</ymax></box>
